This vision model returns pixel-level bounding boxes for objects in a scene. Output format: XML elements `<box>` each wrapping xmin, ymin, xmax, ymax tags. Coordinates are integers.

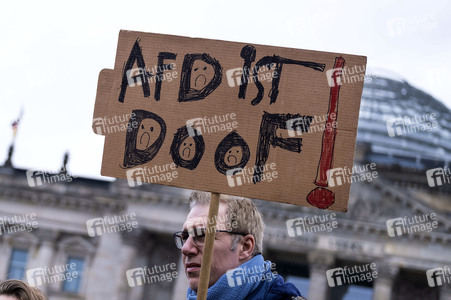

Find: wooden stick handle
<box><xmin>196</xmin><ymin>192</ymin><xmax>220</xmax><ymax>300</ymax></box>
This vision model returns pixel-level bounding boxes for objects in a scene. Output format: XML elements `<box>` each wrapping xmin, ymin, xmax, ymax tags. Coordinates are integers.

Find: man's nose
<box><xmin>181</xmin><ymin>235</ymin><xmax>200</xmax><ymax>256</ymax></box>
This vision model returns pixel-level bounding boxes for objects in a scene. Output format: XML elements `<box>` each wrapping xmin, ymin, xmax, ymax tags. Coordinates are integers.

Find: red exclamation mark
<box><xmin>306</xmin><ymin>57</ymin><xmax>345</xmax><ymax>209</ymax></box>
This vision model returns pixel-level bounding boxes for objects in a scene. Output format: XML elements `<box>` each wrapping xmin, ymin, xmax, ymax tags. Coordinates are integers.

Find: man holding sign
<box><xmin>174</xmin><ymin>191</ymin><xmax>305</xmax><ymax>299</ymax></box>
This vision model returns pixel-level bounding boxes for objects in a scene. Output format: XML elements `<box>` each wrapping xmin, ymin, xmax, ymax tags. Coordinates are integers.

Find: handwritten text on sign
<box><xmin>97</xmin><ymin>31</ymin><xmax>366</xmax><ymax>211</ymax></box>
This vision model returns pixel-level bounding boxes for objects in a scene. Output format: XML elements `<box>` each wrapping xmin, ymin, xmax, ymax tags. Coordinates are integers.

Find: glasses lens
<box><xmin>174</xmin><ymin>232</ymin><xmax>188</xmax><ymax>249</ymax></box>
<box><xmin>194</xmin><ymin>229</ymin><xmax>206</xmax><ymax>246</ymax></box>
<box><xmin>176</xmin><ymin>229</ymin><xmax>229</xmax><ymax>249</ymax></box>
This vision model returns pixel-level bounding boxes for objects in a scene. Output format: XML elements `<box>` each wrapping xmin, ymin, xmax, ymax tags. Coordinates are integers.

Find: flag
<box><xmin>11</xmin><ymin>109</ymin><xmax>23</xmax><ymax>139</ymax></box>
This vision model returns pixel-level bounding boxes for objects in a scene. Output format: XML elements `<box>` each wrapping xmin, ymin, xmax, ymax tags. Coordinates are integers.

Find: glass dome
<box><xmin>356</xmin><ymin>68</ymin><xmax>451</xmax><ymax>170</ymax></box>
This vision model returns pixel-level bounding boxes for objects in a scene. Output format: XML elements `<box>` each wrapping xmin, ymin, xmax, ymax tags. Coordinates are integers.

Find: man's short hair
<box><xmin>0</xmin><ymin>279</ymin><xmax>47</xmax><ymax>300</ymax></box>
<box><xmin>188</xmin><ymin>191</ymin><xmax>265</xmax><ymax>255</ymax></box>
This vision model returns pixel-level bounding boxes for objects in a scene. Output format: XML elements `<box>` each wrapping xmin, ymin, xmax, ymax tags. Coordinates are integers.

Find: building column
<box><xmin>116</xmin><ymin>229</ymin><xmax>145</xmax><ymax>300</ymax></box>
<box><xmin>0</xmin><ymin>235</ymin><xmax>12</xmax><ymax>281</ymax></box>
<box><xmin>440</xmin><ymin>284</ymin><xmax>451</xmax><ymax>300</ymax></box>
<box><xmin>172</xmin><ymin>254</ymin><xmax>188</xmax><ymax>300</ymax></box>
<box><xmin>85</xmin><ymin>232</ymin><xmax>123</xmax><ymax>300</ymax></box>
<box><xmin>29</xmin><ymin>230</ymin><xmax>58</xmax><ymax>269</ymax></box>
<box><xmin>308</xmin><ymin>252</ymin><xmax>334</xmax><ymax>300</ymax></box>
<box><xmin>25</xmin><ymin>229</ymin><xmax>58</xmax><ymax>295</ymax></box>
<box><xmin>372</xmin><ymin>262</ymin><xmax>398</xmax><ymax>300</ymax></box>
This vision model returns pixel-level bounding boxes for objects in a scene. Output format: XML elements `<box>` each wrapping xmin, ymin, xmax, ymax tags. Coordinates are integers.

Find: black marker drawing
<box><xmin>119</xmin><ymin>39</ymin><xmax>150</xmax><ymax>103</ymax></box>
<box><xmin>155</xmin><ymin>52</ymin><xmax>177</xmax><ymax>101</ymax></box>
<box><xmin>118</xmin><ymin>38</ymin><xmax>176</xmax><ymax>103</ymax></box>
<box><xmin>238</xmin><ymin>45</ymin><xmax>256</xmax><ymax>99</ymax></box>
<box><xmin>137</xmin><ymin>119</ymin><xmax>160</xmax><ymax>150</ymax></box>
<box><xmin>214</xmin><ymin>131</ymin><xmax>250</xmax><ymax>175</ymax></box>
<box><xmin>253</xmin><ymin>112</ymin><xmax>313</xmax><ymax>183</ymax></box>
<box><xmin>178</xmin><ymin>53</ymin><xmax>222</xmax><ymax>102</ymax></box>
<box><xmin>237</xmin><ymin>51</ymin><xmax>326</xmax><ymax>105</ymax></box>
<box><xmin>122</xmin><ymin>110</ymin><xmax>166</xmax><ymax>168</ymax></box>
<box><xmin>170</xmin><ymin>125</ymin><xmax>205</xmax><ymax>170</ymax></box>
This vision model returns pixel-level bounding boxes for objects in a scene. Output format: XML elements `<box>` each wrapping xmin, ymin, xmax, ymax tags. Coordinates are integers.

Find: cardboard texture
<box><xmin>92</xmin><ymin>69</ymin><xmax>114</xmax><ymax>135</ymax></box>
<box><xmin>93</xmin><ymin>30</ymin><xmax>367</xmax><ymax>212</ymax></box>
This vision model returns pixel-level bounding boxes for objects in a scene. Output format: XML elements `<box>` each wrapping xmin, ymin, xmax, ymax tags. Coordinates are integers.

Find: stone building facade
<box><xmin>0</xmin><ymin>73</ymin><xmax>450</xmax><ymax>299</ymax></box>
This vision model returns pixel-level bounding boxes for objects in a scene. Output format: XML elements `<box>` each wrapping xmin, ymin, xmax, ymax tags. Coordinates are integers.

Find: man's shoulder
<box><xmin>265</xmin><ymin>274</ymin><xmax>305</xmax><ymax>300</ymax></box>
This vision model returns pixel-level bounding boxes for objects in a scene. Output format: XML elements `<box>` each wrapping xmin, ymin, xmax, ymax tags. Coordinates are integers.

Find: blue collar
<box><xmin>187</xmin><ymin>255</ymin><xmax>277</xmax><ymax>300</ymax></box>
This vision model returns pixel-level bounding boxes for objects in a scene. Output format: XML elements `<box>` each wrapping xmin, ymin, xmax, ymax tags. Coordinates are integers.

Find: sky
<box><xmin>0</xmin><ymin>0</ymin><xmax>450</xmax><ymax>180</ymax></box>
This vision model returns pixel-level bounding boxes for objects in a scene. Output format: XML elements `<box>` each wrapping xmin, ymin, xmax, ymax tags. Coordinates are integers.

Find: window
<box><xmin>62</xmin><ymin>257</ymin><xmax>85</xmax><ymax>293</ymax></box>
<box><xmin>7</xmin><ymin>248</ymin><xmax>29</xmax><ymax>280</ymax></box>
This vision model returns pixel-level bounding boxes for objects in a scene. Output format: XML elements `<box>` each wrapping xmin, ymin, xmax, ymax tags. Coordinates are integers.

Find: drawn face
<box><xmin>191</xmin><ymin>60</ymin><xmax>213</xmax><ymax>90</ymax></box>
<box><xmin>136</xmin><ymin>119</ymin><xmax>162</xmax><ymax>151</ymax></box>
<box><xmin>179</xmin><ymin>136</ymin><xmax>196</xmax><ymax>160</ymax></box>
<box><xmin>224</xmin><ymin>146</ymin><xmax>243</xmax><ymax>166</ymax></box>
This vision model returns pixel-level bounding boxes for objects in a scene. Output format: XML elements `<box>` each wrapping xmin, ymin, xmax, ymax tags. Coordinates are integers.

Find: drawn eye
<box><xmin>236</xmin><ymin>150</ymin><xmax>239</xmax><ymax>153</ymax></box>
<box><xmin>228</xmin><ymin>150</ymin><xmax>232</xmax><ymax>153</ymax></box>
<box><xmin>194</xmin><ymin>67</ymin><xmax>198</xmax><ymax>71</ymax></box>
<box><xmin>190</xmin><ymin>143</ymin><xmax>193</xmax><ymax>146</ymax></box>
<box><xmin>141</xmin><ymin>124</ymin><xmax>144</xmax><ymax>129</ymax></box>
<box><xmin>184</xmin><ymin>142</ymin><xmax>186</xmax><ymax>146</ymax></box>
<box><xmin>150</xmin><ymin>127</ymin><xmax>154</xmax><ymax>132</ymax></box>
<box><xmin>203</xmin><ymin>66</ymin><xmax>207</xmax><ymax>71</ymax></box>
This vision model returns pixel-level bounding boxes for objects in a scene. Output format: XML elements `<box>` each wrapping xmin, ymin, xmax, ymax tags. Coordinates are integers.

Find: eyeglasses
<box><xmin>173</xmin><ymin>228</ymin><xmax>247</xmax><ymax>249</ymax></box>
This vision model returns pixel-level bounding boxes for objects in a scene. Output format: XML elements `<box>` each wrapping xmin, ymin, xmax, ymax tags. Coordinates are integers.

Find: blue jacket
<box><xmin>245</xmin><ymin>273</ymin><xmax>303</xmax><ymax>300</ymax></box>
<box><xmin>187</xmin><ymin>255</ymin><xmax>305</xmax><ymax>300</ymax></box>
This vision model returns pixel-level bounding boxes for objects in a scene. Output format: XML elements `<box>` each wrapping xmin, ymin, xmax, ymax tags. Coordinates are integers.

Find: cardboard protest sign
<box><xmin>92</xmin><ymin>69</ymin><xmax>114</xmax><ymax>135</ymax></box>
<box><xmin>93</xmin><ymin>30</ymin><xmax>366</xmax><ymax>212</ymax></box>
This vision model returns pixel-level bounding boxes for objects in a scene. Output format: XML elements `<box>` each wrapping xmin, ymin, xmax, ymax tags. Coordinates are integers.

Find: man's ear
<box><xmin>239</xmin><ymin>234</ymin><xmax>255</xmax><ymax>260</ymax></box>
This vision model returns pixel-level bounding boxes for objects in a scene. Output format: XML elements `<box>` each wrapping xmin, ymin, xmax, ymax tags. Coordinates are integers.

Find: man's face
<box><xmin>181</xmin><ymin>203</ymin><xmax>241</xmax><ymax>291</ymax></box>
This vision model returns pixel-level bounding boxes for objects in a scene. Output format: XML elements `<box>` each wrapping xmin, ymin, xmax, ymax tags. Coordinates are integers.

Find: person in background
<box><xmin>174</xmin><ymin>191</ymin><xmax>306</xmax><ymax>300</ymax></box>
<box><xmin>0</xmin><ymin>280</ymin><xmax>47</xmax><ymax>300</ymax></box>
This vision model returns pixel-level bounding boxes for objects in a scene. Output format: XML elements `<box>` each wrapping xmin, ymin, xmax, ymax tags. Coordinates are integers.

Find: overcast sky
<box><xmin>1</xmin><ymin>0</ymin><xmax>450</xmax><ymax>180</ymax></box>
